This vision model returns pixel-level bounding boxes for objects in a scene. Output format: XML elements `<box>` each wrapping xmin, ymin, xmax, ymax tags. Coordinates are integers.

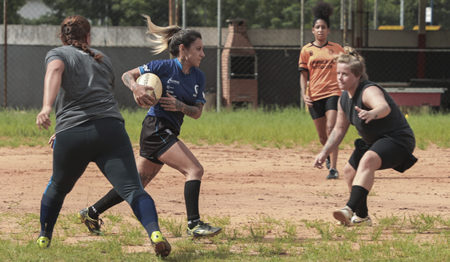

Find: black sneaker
<box><xmin>186</xmin><ymin>221</ymin><xmax>222</xmax><ymax>238</ymax></box>
<box><xmin>326</xmin><ymin>168</ymin><xmax>339</xmax><ymax>179</ymax></box>
<box><xmin>78</xmin><ymin>208</ymin><xmax>103</xmax><ymax>235</ymax></box>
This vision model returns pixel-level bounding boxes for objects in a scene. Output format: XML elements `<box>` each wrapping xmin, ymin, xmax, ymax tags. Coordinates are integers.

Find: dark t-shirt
<box><xmin>340</xmin><ymin>80</ymin><xmax>415</xmax><ymax>153</ymax></box>
<box><xmin>45</xmin><ymin>46</ymin><xmax>123</xmax><ymax>133</ymax></box>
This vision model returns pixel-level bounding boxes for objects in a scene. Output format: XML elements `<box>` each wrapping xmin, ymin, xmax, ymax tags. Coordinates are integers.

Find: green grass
<box><xmin>1</xmin><ymin>108</ymin><xmax>449</xmax><ymax>149</ymax></box>
<box><xmin>0</xmin><ymin>213</ymin><xmax>448</xmax><ymax>261</ymax></box>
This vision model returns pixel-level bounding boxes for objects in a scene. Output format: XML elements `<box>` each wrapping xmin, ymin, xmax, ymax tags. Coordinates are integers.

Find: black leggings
<box><xmin>44</xmin><ymin>118</ymin><xmax>146</xmax><ymax>205</ymax></box>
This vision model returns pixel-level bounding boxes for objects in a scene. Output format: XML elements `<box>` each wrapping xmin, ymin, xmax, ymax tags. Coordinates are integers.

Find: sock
<box><xmin>184</xmin><ymin>180</ymin><xmax>201</xmax><ymax>228</ymax></box>
<box><xmin>346</xmin><ymin>185</ymin><xmax>369</xmax><ymax>212</ymax></box>
<box><xmin>130</xmin><ymin>193</ymin><xmax>160</xmax><ymax>238</ymax></box>
<box><xmin>356</xmin><ymin>194</ymin><xmax>369</xmax><ymax>218</ymax></box>
<box><xmin>188</xmin><ymin>218</ymin><xmax>201</xmax><ymax>229</ymax></box>
<box><xmin>88</xmin><ymin>206</ymin><xmax>99</xmax><ymax>220</ymax></box>
<box><xmin>92</xmin><ymin>189</ymin><xmax>125</xmax><ymax>217</ymax></box>
<box><xmin>40</xmin><ymin>194</ymin><xmax>64</xmax><ymax>238</ymax></box>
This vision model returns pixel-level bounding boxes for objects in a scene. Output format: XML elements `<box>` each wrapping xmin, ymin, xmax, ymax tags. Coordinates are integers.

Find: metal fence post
<box><xmin>216</xmin><ymin>0</ymin><xmax>221</xmax><ymax>112</ymax></box>
<box><xmin>3</xmin><ymin>0</ymin><xmax>7</xmax><ymax>108</ymax></box>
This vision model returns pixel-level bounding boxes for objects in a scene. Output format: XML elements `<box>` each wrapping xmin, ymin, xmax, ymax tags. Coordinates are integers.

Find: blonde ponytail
<box><xmin>142</xmin><ymin>14</ymin><xmax>202</xmax><ymax>57</ymax></box>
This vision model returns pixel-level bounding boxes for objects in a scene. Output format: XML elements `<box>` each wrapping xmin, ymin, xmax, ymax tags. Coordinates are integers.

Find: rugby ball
<box><xmin>134</xmin><ymin>73</ymin><xmax>163</xmax><ymax>107</ymax></box>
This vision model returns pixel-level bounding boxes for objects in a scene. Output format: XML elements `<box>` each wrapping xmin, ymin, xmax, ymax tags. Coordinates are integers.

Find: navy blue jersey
<box><xmin>139</xmin><ymin>58</ymin><xmax>206</xmax><ymax>132</ymax></box>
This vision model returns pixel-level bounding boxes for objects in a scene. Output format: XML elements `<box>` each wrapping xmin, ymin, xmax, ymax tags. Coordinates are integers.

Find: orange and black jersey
<box><xmin>298</xmin><ymin>41</ymin><xmax>344</xmax><ymax>101</ymax></box>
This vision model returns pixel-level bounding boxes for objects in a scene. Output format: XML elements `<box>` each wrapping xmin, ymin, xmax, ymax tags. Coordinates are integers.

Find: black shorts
<box><xmin>308</xmin><ymin>96</ymin><xmax>339</xmax><ymax>120</ymax></box>
<box><xmin>349</xmin><ymin>138</ymin><xmax>417</xmax><ymax>173</ymax></box>
<box><xmin>139</xmin><ymin>116</ymin><xmax>179</xmax><ymax>165</ymax></box>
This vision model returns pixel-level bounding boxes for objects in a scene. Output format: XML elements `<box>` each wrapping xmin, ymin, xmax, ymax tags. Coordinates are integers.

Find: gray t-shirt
<box><xmin>45</xmin><ymin>45</ymin><xmax>123</xmax><ymax>133</ymax></box>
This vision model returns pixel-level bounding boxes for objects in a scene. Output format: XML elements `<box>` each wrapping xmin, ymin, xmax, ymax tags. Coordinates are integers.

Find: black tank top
<box><xmin>340</xmin><ymin>80</ymin><xmax>415</xmax><ymax>152</ymax></box>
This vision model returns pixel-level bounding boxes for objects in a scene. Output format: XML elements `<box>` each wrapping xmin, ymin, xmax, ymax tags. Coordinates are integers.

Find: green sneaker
<box><xmin>36</xmin><ymin>236</ymin><xmax>51</xmax><ymax>248</ymax></box>
<box><xmin>150</xmin><ymin>231</ymin><xmax>171</xmax><ymax>257</ymax></box>
<box><xmin>186</xmin><ymin>221</ymin><xmax>222</xmax><ymax>238</ymax></box>
<box><xmin>78</xmin><ymin>208</ymin><xmax>103</xmax><ymax>235</ymax></box>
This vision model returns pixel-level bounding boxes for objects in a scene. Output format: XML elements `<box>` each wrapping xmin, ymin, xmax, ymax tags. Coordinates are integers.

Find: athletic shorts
<box><xmin>349</xmin><ymin>138</ymin><xmax>417</xmax><ymax>173</ymax></box>
<box><xmin>308</xmin><ymin>96</ymin><xmax>339</xmax><ymax>120</ymax></box>
<box><xmin>139</xmin><ymin>115</ymin><xmax>179</xmax><ymax>165</ymax></box>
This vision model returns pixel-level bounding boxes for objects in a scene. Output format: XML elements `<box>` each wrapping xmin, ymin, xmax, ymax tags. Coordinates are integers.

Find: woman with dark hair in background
<box><xmin>35</xmin><ymin>15</ymin><xmax>170</xmax><ymax>257</ymax></box>
<box><xmin>314</xmin><ymin>46</ymin><xmax>417</xmax><ymax>226</ymax></box>
<box><xmin>78</xmin><ymin>15</ymin><xmax>221</xmax><ymax>238</ymax></box>
<box><xmin>299</xmin><ymin>1</ymin><xmax>344</xmax><ymax>179</ymax></box>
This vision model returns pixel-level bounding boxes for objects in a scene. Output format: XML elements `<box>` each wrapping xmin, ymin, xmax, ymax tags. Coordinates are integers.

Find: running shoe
<box><xmin>351</xmin><ymin>215</ymin><xmax>373</xmax><ymax>226</ymax></box>
<box><xmin>333</xmin><ymin>206</ymin><xmax>353</xmax><ymax>226</ymax></box>
<box><xmin>150</xmin><ymin>231</ymin><xmax>171</xmax><ymax>257</ymax></box>
<box><xmin>36</xmin><ymin>236</ymin><xmax>51</xmax><ymax>248</ymax></box>
<box><xmin>78</xmin><ymin>208</ymin><xmax>103</xmax><ymax>235</ymax></box>
<box><xmin>186</xmin><ymin>221</ymin><xmax>222</xmax><ymax>238</ymax></box>
<box><xmin>326</xmin><ymin>168</ymin><xmax>339</xmax><ymax>179</ymax></box>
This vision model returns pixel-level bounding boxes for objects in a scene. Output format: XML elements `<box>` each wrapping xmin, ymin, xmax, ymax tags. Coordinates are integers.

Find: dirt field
<box><xmin>1</xmin><ymin>145</ymin><xmax>449</xmax><ymax>226</ymax></box>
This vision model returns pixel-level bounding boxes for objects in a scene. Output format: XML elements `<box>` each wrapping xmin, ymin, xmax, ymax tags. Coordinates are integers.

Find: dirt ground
<box><xmin>1</xmin><ymin>145</ymin><xmax>449</xmax><ymax>226</ymax></box>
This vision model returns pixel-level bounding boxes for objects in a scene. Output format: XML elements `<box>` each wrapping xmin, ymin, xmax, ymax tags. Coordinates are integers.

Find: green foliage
<box><xmin>0</xmin><ymin>108</ymin><xmax>449</xmax><ymax>149</ymax></box>
<box><xmin>12</xmin><ymin>0</ymin><xmax>450</xmax><ymax>29</ymax></box>
<box><xmin>0</xmin><ymin>0</ymin><xmax>26</xmax><ymax>24</ymax></box>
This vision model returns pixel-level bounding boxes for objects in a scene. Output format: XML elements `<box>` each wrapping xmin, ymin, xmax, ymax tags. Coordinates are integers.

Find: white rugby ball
<box><xmin>134</xmin><ymin>73</ymin><xmax>163</xmax><ymax>108</ymax></box>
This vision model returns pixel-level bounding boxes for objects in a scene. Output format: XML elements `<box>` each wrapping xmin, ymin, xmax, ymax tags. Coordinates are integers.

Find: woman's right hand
<box><xmin>303</xmin><ymin>95</ymin><xmax>313</xmax><ymax>107</ymax></box>
<box><xmin>36</xmin><ymin>106</ymin><xmax>52</xmax><ymax>130</ymax></box>
<box><xmin>133</xmin><ymin>84</ymin><xmax>157</xmax><ymax>108</ymax></box>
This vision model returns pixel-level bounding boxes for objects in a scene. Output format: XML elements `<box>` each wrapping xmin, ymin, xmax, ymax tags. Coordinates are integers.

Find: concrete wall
<box><xmin>2</xmin><ymin>25</ymin><xmax>450</xmax><ymax>47</ymax></box>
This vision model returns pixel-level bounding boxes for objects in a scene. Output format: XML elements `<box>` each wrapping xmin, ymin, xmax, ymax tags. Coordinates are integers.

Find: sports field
<box><xmin>0</xmin><ymin>142</ymin><xmax>449</xmax><ymax>260</ymax></box>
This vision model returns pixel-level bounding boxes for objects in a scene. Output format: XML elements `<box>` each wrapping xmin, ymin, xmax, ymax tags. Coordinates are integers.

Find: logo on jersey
<box><xmin>167</xmin><ymin>78</ymin><xmax>180</xmax><ymax>85</ymax></box>
<box><xmin>193</xmin><ymin>85</ymin><xmax>199</xmax><ymax>97</ymax></box>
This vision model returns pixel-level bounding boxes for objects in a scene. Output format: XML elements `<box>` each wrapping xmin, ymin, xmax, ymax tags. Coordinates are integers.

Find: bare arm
<box><xmin>36</xmin><ymin>59</ymin><xmax>64</xmax><ymax>130</ymax></box>
<box><xmin>300</xmin><ymin>71</ymin><xmax>312</xmax><ymax>107</ymax></box>
<box><xmin>314</xmin><ymin>101</ymin><xmax>350</xmax><ymax>168</ymax></box>
<box><xmin>159</xmin><ymin>93</ymin><xmax>204</xmax><ymax>119</ymax></box>
<box><xmin>122</xmin><ymin>68</ymin><xmax>156</xmax><ymax>107</ymax></box>
<box><xmin>355</xmin><ymin>86</ymin><xmax>391</xmax><ymax>124</ymax></box>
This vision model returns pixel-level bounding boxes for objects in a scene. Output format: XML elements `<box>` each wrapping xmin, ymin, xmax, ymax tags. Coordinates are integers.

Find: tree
<box><xmin>25</xmin><ymin>0</ymin><xmax>168</xmax><ymax>26</ymax></box>
<box><xmin>0</xmin><ymin>0</ymin><xmax>27</xmax><ymax>24</ymax></box>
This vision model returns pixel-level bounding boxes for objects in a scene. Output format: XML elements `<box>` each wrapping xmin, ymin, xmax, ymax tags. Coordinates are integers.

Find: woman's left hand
<box><xmin>159</xmin><ymin>93</ymin><xmax>184</xmax><ymax>112</ymax></box>
<box><xmin>355</xmin><ymin>106</ymin><xmax>377</xmax><ymax>124</ymax></box>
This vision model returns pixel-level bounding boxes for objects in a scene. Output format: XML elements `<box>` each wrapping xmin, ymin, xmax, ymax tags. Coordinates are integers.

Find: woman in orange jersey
<box><xmin>299</xmin><ymin>1</ymin><xmax>344</xmax><ymax>179</ymax></box>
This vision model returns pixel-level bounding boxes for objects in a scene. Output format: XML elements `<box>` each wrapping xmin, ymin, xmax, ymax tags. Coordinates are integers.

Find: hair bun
<box><xmin>313</xmin><ymin>1</ymin><xmax>333</xmax><ymax>19</ymax></box>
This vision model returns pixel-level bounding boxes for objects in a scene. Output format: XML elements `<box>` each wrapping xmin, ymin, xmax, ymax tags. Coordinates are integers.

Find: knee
<box><xmin>359</xmin><ymin>151</ymin><xmax>382</xmax><ymax>170</ymax></box>
<box><xmin>318</xmin><ymin>135</ymin><xmax>328</xmax><ymax>145</ymax></box>
<box><xmin>325</xmin><ymin>125</ymin><xmax>334</xmax><ymax>136</ymax></box>
<box><xmin>187</xmin><ymin>164</ymin><xmax>204</xmax><ymax>180</ymax></box>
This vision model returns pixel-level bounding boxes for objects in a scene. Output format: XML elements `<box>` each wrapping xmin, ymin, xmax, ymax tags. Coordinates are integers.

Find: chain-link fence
<box><xmin>1</xmin><ymin>0</ymin><xmax>449</xmax><ymax>110</ymax></box>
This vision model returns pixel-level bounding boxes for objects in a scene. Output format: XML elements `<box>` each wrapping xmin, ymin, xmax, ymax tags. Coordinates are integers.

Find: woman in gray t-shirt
<box><xmin>35</xmin><ymin>15</ymin><xmax>170</xmax><ymax>257</ymax></box>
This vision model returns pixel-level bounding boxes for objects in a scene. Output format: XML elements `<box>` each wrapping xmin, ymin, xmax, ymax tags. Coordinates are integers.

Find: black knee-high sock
<box><xmin>185</xmin><ymin>180</ymin><xmax>201</xmax><ymax>227</ymax></box>
<box><xmin>356</xmin><ymin>194</ymin><xmax>368</xmax><ymax>218</ymax></box>
<box><xmin>346</xmin><ymin>185</ymin><xmax>369</xmax><ymax>212</ymax></box>
<box><xmin>89</xmin><ymin>189</ymin><xmax>124</xmax><ymax>219</ymax></box>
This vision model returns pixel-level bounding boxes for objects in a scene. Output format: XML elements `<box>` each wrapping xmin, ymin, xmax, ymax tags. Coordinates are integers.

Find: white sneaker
<box><xmin>333</xmin><ymin>206</ymin><xmax>353</xmax><ymax>226</ymax></box>
<box><xmin>351</xmin><ymin>215</ymin><xmax>372</xmax><ymax>226</ymax></box>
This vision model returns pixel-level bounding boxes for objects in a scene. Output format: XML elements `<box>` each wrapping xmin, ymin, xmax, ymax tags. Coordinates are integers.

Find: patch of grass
<box><xmin>0</xmin><ymin>213</ymin><xmax>449</xmax><ymax>261</ymax></box>
<box><xmin>1</xmin><ymin>108</ymin><xmax>449</xmax><ymax>149</ymax></box>
<box><xmin>159</xmin><ymin>217</ymin><xmax>184</xmax><ymax>237</ymax></box>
